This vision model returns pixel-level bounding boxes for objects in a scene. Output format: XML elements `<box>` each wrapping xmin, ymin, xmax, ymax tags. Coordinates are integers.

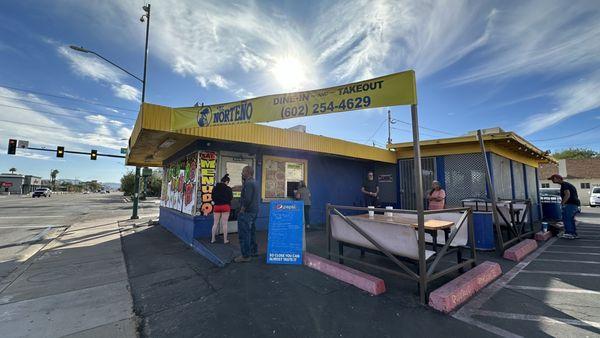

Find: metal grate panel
<box><xmin>398</xmin><ymin>158</ymin><xmax>435</xmax><ymax>210</ymax></box>
<box><xmin>525</xmin><ymin>165</ymin><xmax>539</xmax><ymax>205</ymax></box>
<box><xmin>492</xmin><ymin>154</ymin><xmax>513</xmax><ymax>199</ymax></box>
<box><xmin>512</xmin><ymin>161</ymin><xmax>526</xmax><ymax>199</ymax></box>
<box><xmin>444</xmin><ymin>153</ymin><xmax>487</xmax><ymax>207</ymax></box>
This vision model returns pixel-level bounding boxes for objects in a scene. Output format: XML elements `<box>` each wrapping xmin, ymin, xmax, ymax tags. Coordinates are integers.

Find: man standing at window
<box><xmin>549</xmin><ymin>174</ymin><xmax>580</xmax><ymax>239</ymax></box>
<box><xmin>361</xmin><ymin>171</ymin><xmax>379</xmax><ymax>207</ymax></box>
<box><xmin>235</xmin><ymin>166</ymin><xmax>259</xmax><ymax>262</ymax></box>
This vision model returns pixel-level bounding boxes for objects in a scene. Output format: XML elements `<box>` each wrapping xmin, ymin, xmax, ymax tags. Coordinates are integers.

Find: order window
<box><xmin>262</xmin><ymin>155</ymin><xmax>307</xmax><ymax>200</ymax></box>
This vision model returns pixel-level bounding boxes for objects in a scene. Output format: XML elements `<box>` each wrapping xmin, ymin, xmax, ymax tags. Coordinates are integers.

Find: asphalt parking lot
<box><xmin>454</xmin><ymin>207</ymin><xmax>600</xmax><ymax>337</ymax></box>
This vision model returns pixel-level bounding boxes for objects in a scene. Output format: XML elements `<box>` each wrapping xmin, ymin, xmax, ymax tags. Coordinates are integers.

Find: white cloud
<box><xmin>55</xmin><ymin>0</ymin><xmax>599</xmax><ymax>139</ymax></box>
<box><xmin>15</xmin><ymin>151</ymin><xmax>53</xmax><ymax>161</ymax></box>
<box><xmin>85</xmin><ymin>114</ymin><xmax>109</xmax><ymax>124</ymax></box>
<box><xmin>58</xmin><ymin>46</ymin><xmax>141</xmax><ymax>102</ymax></box>
<box><xmin>449</xmin><ymin>2</ymin><xmax>600</xmax><ymax>86</ymax></box>
<box><xmin>0</xmin><ymin>88</ymin><xmax>129</xmax><ymax>152</ymax></box>
<box><xmin>112</xmin><ymin>84</ymin><xmax>141</xmax><ymax>101</ymax></box>
<box><xmin>58</xmin><ymin>46</ymin><xmax>122</xmax><ymax>83</ymax></box>
<box><xmin>519</xmin><ymin>73</ymin><xmax>600</xmax><ymax>135</ymax></box>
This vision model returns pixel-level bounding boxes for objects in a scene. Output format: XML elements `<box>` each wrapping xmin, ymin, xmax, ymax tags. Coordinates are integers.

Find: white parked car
<box><xmin>590</xmin><ymin>187</ymin><xmax>600</xmax><ymax>207</ymax></box>
<box><xmin>32</xmin><ymin>188</ymin><xmax>52</xmax><ymax>198</ymax></box>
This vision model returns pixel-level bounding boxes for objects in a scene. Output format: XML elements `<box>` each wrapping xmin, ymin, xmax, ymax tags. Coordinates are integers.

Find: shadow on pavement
<box><xmin>121</xmin><ymin>225</ymin><xmax>499</xmax><ymax>337</ymax></box>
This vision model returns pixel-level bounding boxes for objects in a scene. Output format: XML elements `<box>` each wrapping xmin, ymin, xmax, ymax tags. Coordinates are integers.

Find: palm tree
<box><xmin>9</xmin><ymin>167</ymin><xmax>16</xmax><ymax>174</ymax></box>
<box><xmin>50</xmin><ymin>169</ymin><xmax>59</xmax><ymax>189</ymax></box>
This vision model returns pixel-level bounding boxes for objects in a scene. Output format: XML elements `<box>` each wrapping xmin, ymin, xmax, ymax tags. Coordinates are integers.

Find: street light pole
<box><xmin>70</xmin><ymin>4</ymin><xmax>151</xmax><ymax>220</ymax></box>
<box><xmin>132</xmin><ymin>3</ymin><xmax>151</xmax><ymax>219</ymax></box>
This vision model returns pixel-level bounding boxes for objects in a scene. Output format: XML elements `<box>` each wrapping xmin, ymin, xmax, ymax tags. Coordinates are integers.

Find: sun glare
<box><xmin>271</xmin><ymin>57</ymin><xmax>308</xmax><ymax>91</ymax></box>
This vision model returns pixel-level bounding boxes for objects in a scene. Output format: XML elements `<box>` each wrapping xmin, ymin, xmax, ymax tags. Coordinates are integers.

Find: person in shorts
<box><xmin>211</xmin><ymin>174</ymin><xmax>233</xmax><ymax>244</ymax></box>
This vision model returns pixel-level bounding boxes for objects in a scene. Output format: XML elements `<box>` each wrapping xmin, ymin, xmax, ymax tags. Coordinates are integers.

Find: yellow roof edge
<box><xmin>129</xmin><ymin>102</ymin><xmax>397</xmax><ymax>164</ymax></box>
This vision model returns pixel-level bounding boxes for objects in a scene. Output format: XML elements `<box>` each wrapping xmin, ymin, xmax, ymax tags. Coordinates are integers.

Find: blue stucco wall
<box><xmin>161</xmin><ymin>139</ymin><xmax>379</xmax><ymax>241</ymax></box>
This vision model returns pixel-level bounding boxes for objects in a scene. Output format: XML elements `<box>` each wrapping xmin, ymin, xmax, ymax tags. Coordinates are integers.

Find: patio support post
<box><xmin>410</xmin><ymin>104</ymin><xmax>427</xmax><ymax>304</ymax></box>
<box><xmin>477</xmin><ymin>130</ymin><xmax>503</xmax><ymax>254</ymax></box>
<box><xmin>326</xmin><ymin>203</ymin><xmax>332</xmax><ymax>260</ymax></box>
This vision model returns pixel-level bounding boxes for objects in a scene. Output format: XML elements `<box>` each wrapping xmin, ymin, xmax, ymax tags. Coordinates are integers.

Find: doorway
<box><xmin>217</xmin><ymin>152</ymin><xmax>255</xmax><ymax>234</ymax></box>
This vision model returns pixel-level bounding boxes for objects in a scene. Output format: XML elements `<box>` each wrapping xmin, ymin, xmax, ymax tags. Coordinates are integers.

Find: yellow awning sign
<box><xmin>171</xmin><ymin>70</ymin><xmax>416</xmax><ymax>130</ymax></box>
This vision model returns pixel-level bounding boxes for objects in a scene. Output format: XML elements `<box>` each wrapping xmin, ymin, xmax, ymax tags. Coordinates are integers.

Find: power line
<box><xmin>0</xmin><ymin>118</ymin><xmax>126</xmax><ymax>139</ymax></box>
<box><xmin>0</xmin><ymin>95</ymin><xmax>137</xmax><ymax>119</ymax></box>
<box><xmin>0</xmin><ymin>84</ymin><xmax>138</xmax><ymax>112</ymax></box>
<box><xmin>392</xmin><ymin>118</ymin><xmax>458</xmax><ymax>136</ymax></box>
<box><xmin>531</xmin><ymin>124</ymin><xmax>600</xmax><ymax>142</ymax></box>
<box><xmin>0</xmin><ymin>103</ymin><xmax>136</xmax><ymax>122</ymax></box>
<box><xmin>0</xmin><ymin>118</ymin><xmax>82</xmax><ymax>132</ymax></box>
<box><xmin>391</xmin><ymin>126</ymin><xmax>441</xmax><ymax>138</ymax></box>
<box><xmin>366</xmin><ymin>119</ymin><xmax>387</xmax><ymax>144</ymax></box>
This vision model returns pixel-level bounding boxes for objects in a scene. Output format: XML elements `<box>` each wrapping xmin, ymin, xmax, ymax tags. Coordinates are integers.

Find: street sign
<box><xmin>17</xmin><ymin>140</ymin><xmax>29</xmax><ymax>149</ymax></box>
<box><xmin>120</xmin><ymin>147</ymin><xmax>128</xmax><ymax>154</ymax></box>
<box><xmin>266</xmin><ymin>200</ymin><xmax>304</xmax><ymax>265</ymax></box>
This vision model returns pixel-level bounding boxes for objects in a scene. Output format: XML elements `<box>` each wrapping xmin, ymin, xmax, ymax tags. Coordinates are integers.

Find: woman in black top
<box><xmin>211</xmin><ymin>174</ymin><xmax>233</xmax><ymax>243</ymax></box>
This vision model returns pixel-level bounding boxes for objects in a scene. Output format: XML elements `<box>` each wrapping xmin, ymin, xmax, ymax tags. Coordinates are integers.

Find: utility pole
<box><xmin>387</xmin><ymin>109</ymin><xmax>392</xmax><ymax>146</ymax></box>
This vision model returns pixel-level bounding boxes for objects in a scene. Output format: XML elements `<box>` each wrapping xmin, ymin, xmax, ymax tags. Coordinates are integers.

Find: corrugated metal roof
<box><xmin>126</xmin><ymin>103</ymin><xmax>397</xmax><ymax>166</ymax></box>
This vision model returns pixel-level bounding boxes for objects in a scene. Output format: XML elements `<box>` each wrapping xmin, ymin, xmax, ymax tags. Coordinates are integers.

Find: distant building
<box><xmin>23</xmin><ymin>175</ymin><xmax>42</xmax><ymax>194</ymax></box>
<box><xmin>0</xmin><ymin>174</ymin><xmax>43</xmax><ymax>194</ymax></box>
<box><xmin>0</xmin><ymin>173</ymin><xmax>25</xmax><ymax>194</ymax></box>
<box><xmin>539</xmin><ymin>158</ymin><xmax>600</xmax><ymax>201</ymax></box>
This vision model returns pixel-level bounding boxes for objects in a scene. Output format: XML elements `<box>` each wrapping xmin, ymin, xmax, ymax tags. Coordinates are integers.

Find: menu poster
<box><xmin>265</xmin><ymin>159</ymin><xmax>286</xmax><ymax>198</ymax></box>
<box><xmin>266</xmin><ymin>200</ymin><xmax>304</xmax><ymax>265</ymax></box>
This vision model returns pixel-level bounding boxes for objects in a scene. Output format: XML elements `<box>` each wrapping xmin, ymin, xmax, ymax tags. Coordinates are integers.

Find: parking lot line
<box><xmin>0</xmin><ymin>216</ymin><xmax>65</xmax><ymax>219</ymax></box>
<box><xmin>472</xmin><ymin>310</ymin><xmax>600</xmax><ymax>329</ymax></box>
<box><xmin>505</xmin><ymin>285</ymin><xmax>600</xmax><ymax>295</ymax></box>
<box><xmin>545</xmin><ymin>250</ymin><xmax>600</xmax><ymax>256</ymax></box>
<box><xmin>519</xmin><ymin>270</ymin><xmax>600</xmax><ymax>277</ymax></box>
<box><xmin>552</xmin><ymin>244</ymin><xmax>600</xmax><ymax>249</ymax></box>
<box><xmin>0</xmin><ymin>225</ymin><xmax>67</xmax><ymax>229</ymax></box>
<box><xmin>452</xmin><ymin>238</ymin><xmax>558</xmax><ymax>336</ymax></box>
<box><xmin>536</xmin><ymin>258</ymin><xmax>600</xmax><ymax>264</ymax></box>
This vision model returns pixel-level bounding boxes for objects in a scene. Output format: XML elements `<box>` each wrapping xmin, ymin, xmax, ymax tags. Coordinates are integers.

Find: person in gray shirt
<box><xmin>295</xmin><ymin>181</ymin><xmax>312</xmax><ymax>229</ymax></box>
<box><xmin>234</xmin><ymin>165</ymin><xmax>259</xmax><ymax>263</ymax></box>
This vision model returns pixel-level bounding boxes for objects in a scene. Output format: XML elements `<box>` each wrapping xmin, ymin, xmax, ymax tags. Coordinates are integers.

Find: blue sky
<box><xmin>1</xmin><ymin>0</ymin><xmax>599</xmax><ymax>183</ymax></box>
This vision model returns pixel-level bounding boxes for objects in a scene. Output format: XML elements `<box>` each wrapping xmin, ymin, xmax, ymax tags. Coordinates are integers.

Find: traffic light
<box><xmin>91</xmin><ymin>150</ymin><xmax>97</xmax><ymax>160</ymax></box>
<box><xmin>57</xmin><ymin>146</ymin><xmax>64</xmax><ymax>158</ymax></box>
<box><xmin>7</xmin><ymin>139</ymin><xmax>17</xmax><ymax>155</ymax></box>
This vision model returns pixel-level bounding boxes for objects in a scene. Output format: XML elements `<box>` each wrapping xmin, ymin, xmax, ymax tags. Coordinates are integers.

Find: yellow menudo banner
<box><xmin>171</xmin><ymin>70</ymin><xmax>416</xmax><ymax>130</ymax></box>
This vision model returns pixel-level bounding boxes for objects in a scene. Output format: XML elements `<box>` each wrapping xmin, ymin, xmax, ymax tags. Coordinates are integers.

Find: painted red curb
<box><xmin>303</xmin><ymin>252</ymin><xmax>386</xmax><ymax>295</ymax></box>
<box><xmin>534</xmin><ymin>231</ymin><xmax>552</xmax><ymax>241</ymax></box>
<box><xmin>503</xmin><ymin>239</ymin><xmax>538</xmax><ymax>262</ymax></box>
<box><xmin>428</xmin><ymin>261</ymin><xmax>501</xmax><ymax>313</ymax></box>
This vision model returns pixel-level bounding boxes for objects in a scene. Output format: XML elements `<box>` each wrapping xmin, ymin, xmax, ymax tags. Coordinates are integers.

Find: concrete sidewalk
<box><xmin>0</xmin><ymin>214</ymin><xmax>156</xmax><ymax>338</ymax></box>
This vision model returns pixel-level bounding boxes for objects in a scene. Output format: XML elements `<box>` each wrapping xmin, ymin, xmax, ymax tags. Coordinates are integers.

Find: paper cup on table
<box><xmin>385</xmin><ymin>206</ymin><xmax>393</xmax><ymax>218</ymax></box>
<box><xmin>368</xmin><ymin>206</ymin><xmax>375</xmax><ymax>218</ymax></box>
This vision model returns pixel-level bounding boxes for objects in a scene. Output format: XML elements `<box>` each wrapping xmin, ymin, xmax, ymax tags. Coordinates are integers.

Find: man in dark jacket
<box><xmin>234</xmin><ymin>165</ymin><xmax>259</xmax><ymax>262</ymax></box>
<box><xmin>549</xmin><ymin>174</ymin><xmax>580</xmax><ymax>239</ymax></box>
